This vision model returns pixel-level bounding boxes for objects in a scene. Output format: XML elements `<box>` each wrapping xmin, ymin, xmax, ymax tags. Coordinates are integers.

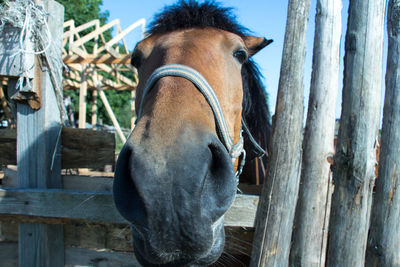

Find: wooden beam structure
<box><xmin>61</xmin><ymin>18</ymin><xmax>143</xmax><ymax>135</ymax></box>
<box><xmin>62</xmin><ymin>18</ymin><xmax>143</xmax><ymax>92</ymax></box>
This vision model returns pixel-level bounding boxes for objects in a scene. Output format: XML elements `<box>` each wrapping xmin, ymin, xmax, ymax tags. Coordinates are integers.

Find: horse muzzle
<box><xmin>113</xmin><ymin>125</ymin><xmax>237</xmax><ymax>266</ymax></box>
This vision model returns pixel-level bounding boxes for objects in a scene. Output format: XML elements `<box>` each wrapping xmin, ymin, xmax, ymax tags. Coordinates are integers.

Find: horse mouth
<box><xmin>131</xmin><ymin>221</ymin><xmax>225</xmax><ymax>266</ymax></box>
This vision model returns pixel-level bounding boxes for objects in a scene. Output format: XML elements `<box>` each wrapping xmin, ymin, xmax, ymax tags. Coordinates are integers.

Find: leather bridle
<box><xmin>135</xmin><ymin>64</ymin><xmax>265</xmax><ymax>182</ymax></box>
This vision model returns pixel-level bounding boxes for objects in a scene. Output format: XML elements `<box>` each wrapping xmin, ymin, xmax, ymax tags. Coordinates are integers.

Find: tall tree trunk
<box><xmin>326</xmin><ymin>0</ymin><xmax>385</xmax><ymax>266</ymax></box>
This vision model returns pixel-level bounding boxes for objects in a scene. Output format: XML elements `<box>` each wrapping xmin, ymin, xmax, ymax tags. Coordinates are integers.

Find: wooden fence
<box><xmin>1</xmin><ymin>0</ymin><xmax>399</xmax><ymax>266</ymax></box>
<box><xmin>251</xmin><ymin>0</ymin><xmax>398</xmax><ymax>267</ymax></box>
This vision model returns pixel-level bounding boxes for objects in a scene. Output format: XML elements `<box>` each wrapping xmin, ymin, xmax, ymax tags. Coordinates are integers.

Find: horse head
<box><xmin>113</xmin><ymin>1</ymin><xmax>271</xmax><ymax>266</ymax></box>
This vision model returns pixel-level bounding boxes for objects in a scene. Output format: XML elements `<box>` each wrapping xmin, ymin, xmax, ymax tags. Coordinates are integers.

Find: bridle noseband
<box><xmin>135</xmin><ymin>64</ymin><xmax>264</xmax><ymax>181</ymax></box>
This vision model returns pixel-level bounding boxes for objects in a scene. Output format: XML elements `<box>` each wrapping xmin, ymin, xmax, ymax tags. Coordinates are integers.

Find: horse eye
<box><xmin>233</xmin><ymin>49</ymin><xmax>248</xmax><ymax>64</ymax></box>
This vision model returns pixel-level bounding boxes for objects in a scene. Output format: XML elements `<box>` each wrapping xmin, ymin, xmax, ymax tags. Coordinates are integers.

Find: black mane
<box><xmin>147</xmin><ymin>1</ymin><xmax>271</xmax><ymax>182</ymax></box>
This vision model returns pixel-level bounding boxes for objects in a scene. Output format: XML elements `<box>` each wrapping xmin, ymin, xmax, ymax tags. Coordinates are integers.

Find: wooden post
<box><xmin>250</xmin><ymin>0</ymin><xmax>310</xmax><ymax>265</ymax></box>
<box><xmin>289</xmin><ymin>0</ymin><xmax>341</xmax><ymax>266</ymax></box>
<box><xmin>326</xmin><ymin>0</ymin><xmax>385</xmax><ymax>266</ymax></box>
<box><xmin>78</xmin><ymin>65</ymin><xmax>88</xmax><ymax>129</ymax></box>
<box><xmin>13</xmin><ymin>1</ymin><xmax>65</xmax><ymax>266</ymax></box>
<box><xmin>91</xmin><ymin>89</ymin><xmax>98</xmax><ymax>129</ymax></box>
<box><xmin>366</xmin><ymin>0</ymin><xmax>400</xmax><ymax>265</ymax></box>
<box><xmin>91</xmin><ymin>70</ymin><xmax>126</xmax><ymax>143</ymax></box>
<box><xmin>98</xmin><ymin>89</ymin><xmax>126</xmax><ymax>143</ymax></box>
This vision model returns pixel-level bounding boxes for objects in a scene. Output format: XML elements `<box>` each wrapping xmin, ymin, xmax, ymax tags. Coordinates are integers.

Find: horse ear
<box><xmin>243</xmin><ymin>36</ymin><xmax>273</xmax><ymax>57</ymax></box>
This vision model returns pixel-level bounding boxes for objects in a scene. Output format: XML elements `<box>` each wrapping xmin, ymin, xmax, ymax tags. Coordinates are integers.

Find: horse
<box><xmin>113</xmin><ymin>1</ymin><xmax>272</xmax><ymax>266</ymax></box>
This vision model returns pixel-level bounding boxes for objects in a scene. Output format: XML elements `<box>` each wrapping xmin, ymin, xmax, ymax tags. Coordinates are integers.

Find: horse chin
<box><xmin>131</xmin><ymin>221</ymin><xmax>225</xmax><ymax>266</ymax></box>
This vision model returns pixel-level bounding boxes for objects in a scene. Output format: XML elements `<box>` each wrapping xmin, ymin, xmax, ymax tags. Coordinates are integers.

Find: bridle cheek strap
<box><xmin>136</xmin><ymin>64</ymin><xmax>246</xmax><ymax>181</ymax></box>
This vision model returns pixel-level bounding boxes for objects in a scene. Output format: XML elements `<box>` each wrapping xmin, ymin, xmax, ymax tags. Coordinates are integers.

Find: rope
<box><xmin>0</xmin><ymin>0</ymin><xmax>68</xmax><ymax>124</ymax></box>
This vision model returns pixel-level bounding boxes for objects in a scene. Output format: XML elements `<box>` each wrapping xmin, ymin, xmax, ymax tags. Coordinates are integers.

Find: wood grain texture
<box><xmin>250</xmin><ymin>0</ymin><xmax>310</xmax><ymax>266</ymax></box>
<box><xmin>0</xmin><ymin>188</ymin><xmax>258</xmax><ymax>227</ymax></box>
<box><xmin>366</xmin><ymin>0</ymin><xmax>400</xmax><ymax>266</ymax></box>
<box><xmin>0</xmin><ymin>127</ymin><xmax>115</xmax><ymax>168</ymax></box>
<box><xmin>0</xmin><ymin>242</ymin><xmax>141</xmax><ymax>267</ymax></box>
<box><xmin>13</xmin><ymin>1</ymin><xmax>65</xmax><ymax>266</ymax></box>
<box><xmin>289</xmin><ymin>0</ymin><xmax>341</xmax><ymax>266</ymax></box>
<box><xmin>61</xmin><ymin>127</ymin><xmax>115</xmax><ymax>169</ymax></box>
<box><xmin>326</xmin><ymin>0</ymin><xmax>386</xmax><ymax>266</ymax></box>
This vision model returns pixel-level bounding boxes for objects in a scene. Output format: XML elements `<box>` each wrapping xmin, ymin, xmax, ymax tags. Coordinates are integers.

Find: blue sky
<box><xmin>101</xmin><ymin>0</ymin><xmax>386</xmax><ymax>120</ymax></box>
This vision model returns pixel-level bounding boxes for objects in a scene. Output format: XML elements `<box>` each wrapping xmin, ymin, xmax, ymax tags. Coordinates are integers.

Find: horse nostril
<box><xmin>113</xmin><ymin>145</ymin><xmax>147</xmax><ymax>225</ymax></box>
<box><xmin>208</xmin><ymin>139</ymin><xmax>232</xmax><ymax>175</ymax></box>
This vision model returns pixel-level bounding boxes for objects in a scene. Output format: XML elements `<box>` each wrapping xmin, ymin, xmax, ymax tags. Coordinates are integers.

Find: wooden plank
<box><xmin>61</xmin><ymin>127</ymin><xmax>115</xmax><ymax>169</ymax></box>
<box><xmin>250</xmin><ymin>0</ymin><xmax>310</xmax><ymax>266</ymax></box>
<box><xmin>289</xmin><ymin>0</ymin><xmax>341</xmax><ymax>266</ymax></box>
<box><xmin>70</xmin><ymin>19</ymin><xmax>120</xmax><ymax>56</ymax></box>
<box><xmin>105</xmin><ymin>19</ymin><xmax>146</xmax><ymax>48</ymax></box>
<box><xmin>19</xmin><ymin>223</ymin><xmax>64</xmax><ymax>267</ymax></box>
<box><xmin>0</xmin><ymin>128</ymin><xmax>16</xmax><ymax>165</ymax></box>
<box><xmin>62</xmin><ymin>53</ymin><xmax>131</xmax><ymax>64</ymax></box>
<box><xmin>1</xmin><ymin>168</ymin><xmax>113</xmax><ymax>192</ymax></box>
<box><xmin>65</xmin><ymin>246</ymin><xmax>140</xmax><ymax>267</ymax></box>
<box><xmin>326</xmin><ymin>0</ymin><xmax>386</xmax><ymax>266</ymax></box>
<box><xmin>0</xmin><ymin>242</ymin><xmax>18</xmax><ymax>267</ymax></box>
<box><xmin>0</xmin><ymin>242</ymin><xmax>141</xmax><ymax>267</ymax></box>
<box><xmin>1</xmin><ymin>220</ymin><xmax>256</xmax><ymax>258</ymax></box>
<box><xmin>0</xmin><ymin>127</ymin><xmax>115</xmax><ymax>168</ymax></box>
<box><xmin>63</xmin><ymin>222</ymin><xmax>133</xmax><ymax>252</ymax></box>
<box><xmin>0</xmin><ymin>188</ymin><xmax>258</xmax><ymax>227</ymax></box>
<box><xmin>66</xmin><ymin>63</ymin><xmax>137</xmax><ymax>88</ymax></box>
<box><xmin>366</xmin><ymin>0</ymin><xmax>400</xmax><ymax>265</ymax></box>
<box><xmin>0</xmin><ymin>188</ymin><xmax>125</xmax><ymax>224</ymax></box>
<box><xmin>63</xmin><ymin>19</ymin><xmax>99</xmax><ymax>41</ymax></box>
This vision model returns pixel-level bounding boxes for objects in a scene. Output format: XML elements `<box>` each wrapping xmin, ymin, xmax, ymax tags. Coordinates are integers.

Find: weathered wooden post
<box><xmin>78</xmin><ymin>64</ymin><xmax>88</xmax><ymax>128</ymax></box>
<box><xmin>326</xmin><ymin>0</ymin><xmax>386</xmax><ymax>266</ymax></box>
<box><xmin>1</xmin><ymin>0</ymin><xmax>65</xmax><ymax>266</ymax></box>
<box><xmin>250</xmin><ymin>0</ymin><xmax>310</xmax><ymax>265</ymax></box>
<box><xmin>290</xmin><ymin>0</ymin><xmax>341</xmax><ymax>266</ymax></box>
<box><xmin>91</xmin><ymin>89</ymin><xmax>98</xmax><ymax>129</ymax></box>
<box><xmin>366</xmin><ymin>0</ymin><xmax>400</xmax><ymax>265</ymax></box>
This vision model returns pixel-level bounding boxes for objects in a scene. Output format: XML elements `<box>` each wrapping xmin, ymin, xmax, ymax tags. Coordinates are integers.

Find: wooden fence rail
<box><xmin>0</xmin><ymin>187</ymin><xmax>258</xmax><ymax>227</ymax></box>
